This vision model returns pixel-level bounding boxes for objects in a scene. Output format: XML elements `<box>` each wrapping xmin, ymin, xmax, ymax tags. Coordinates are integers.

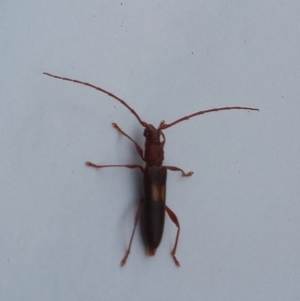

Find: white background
<box><xmin>1</xmin><ymin>1</ymin><xmax>299</xmax><ymax>300</ymax></box>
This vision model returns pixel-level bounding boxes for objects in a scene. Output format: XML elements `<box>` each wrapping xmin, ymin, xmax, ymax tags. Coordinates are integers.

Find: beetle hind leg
<box><xmin>165</xmin><ymin>206</ymin><xmax>180</xmax><ymax>267</ymax></box>
<box><xmin>120</xmin><ymin>199</ymin><xmax>142</xmax><ymax>266</ymax></box>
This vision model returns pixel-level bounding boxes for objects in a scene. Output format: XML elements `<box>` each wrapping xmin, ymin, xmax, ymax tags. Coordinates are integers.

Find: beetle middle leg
<box><xmin>165</xmin><ymin>206</ymin><xmax>181</xmax><ymax>267</ymax></box>
<box><xmin>164</xmin><ymin>165</ymin><xmax>193</xmax><ymax>177</ymax></box>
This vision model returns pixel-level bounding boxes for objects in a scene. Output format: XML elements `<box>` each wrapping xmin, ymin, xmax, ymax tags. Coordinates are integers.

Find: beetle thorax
<box><xmin>143</xmin><ymin>126</ymin><xmax>164</xmax><ymax>166</ymax></box>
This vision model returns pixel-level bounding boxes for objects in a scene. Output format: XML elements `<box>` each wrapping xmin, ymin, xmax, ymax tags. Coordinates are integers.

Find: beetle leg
<box><xmin>164</xmin><ymin>165</ymin><xmax>193</xmax><ymax>177</ymax></box>
<box><xmin>85</xmin><ymin>162</ymin><xmax>144</xmax><ymax>173</ymax></box>
<box><xmin>120</xmin><ymin>199</ymin><xmax>142</xmax><ymax>266</ymax></box>
<box><xmin>165</xmin><ymin>206</ymin><xmax>180</xmax><ymax>267</ymax></box>
<box><xmin>112</xmin><ymin>123</ymin><xmax>144</xmax><ymax>160</ymax></box>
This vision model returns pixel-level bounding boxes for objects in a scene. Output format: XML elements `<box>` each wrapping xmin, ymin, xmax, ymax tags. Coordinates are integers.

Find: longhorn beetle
<box><xmin>43</xmin><ymin>72</ymin><xmax>259</xmax><ymax>266</ymax></box>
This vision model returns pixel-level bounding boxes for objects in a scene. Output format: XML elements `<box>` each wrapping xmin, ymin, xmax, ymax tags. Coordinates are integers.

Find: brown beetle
<box><xmin>43</xmin><ymin>72</ymin><xmax>259</xmax><ymax>266</ymax></box>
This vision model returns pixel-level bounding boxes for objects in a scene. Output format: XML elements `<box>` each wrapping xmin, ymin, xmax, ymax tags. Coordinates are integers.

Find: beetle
<box><xmin>43</xmin><ymin>72</ymin><xmax>259</xmax><ymax>266</ymax></box>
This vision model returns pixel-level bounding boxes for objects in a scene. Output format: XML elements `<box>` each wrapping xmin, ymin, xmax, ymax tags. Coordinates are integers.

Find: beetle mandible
<box><xmin>43</xmin><ymin>72</ymin><xmax>259</xmax><ymax>266</ymax></box>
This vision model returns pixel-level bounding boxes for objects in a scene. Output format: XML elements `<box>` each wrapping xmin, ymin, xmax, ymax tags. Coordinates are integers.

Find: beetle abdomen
<box><xmin>141</xmin><ymin>166</ymin><xmax>167</xmax><ymax>255</ymax></box>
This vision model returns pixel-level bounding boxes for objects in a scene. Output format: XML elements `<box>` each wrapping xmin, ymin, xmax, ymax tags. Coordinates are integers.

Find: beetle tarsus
<box><xmin>172</xmin><ymin>253</ymin><xmax>180</xmax><ymax>267</ymax></box>
<box><xmin>182</xmin><ymin>171</ymin><xmax>193</xmax><ymax>177</ymax></box>
<box><xmin>120</xmin><ymin>254</ymin><xmax>129</xmax><ymax>266</ymax></box>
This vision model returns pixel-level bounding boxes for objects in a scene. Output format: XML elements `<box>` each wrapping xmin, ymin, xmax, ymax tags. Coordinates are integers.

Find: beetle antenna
<box><xmin>159</xmin><ymin>106</ymin><xmax>259</xmax><ymax>130</ymax></box>
<box><xmin>43</xmin><ymin>72</ymin><xmax>147</xmax><ymax>127</ymax></box>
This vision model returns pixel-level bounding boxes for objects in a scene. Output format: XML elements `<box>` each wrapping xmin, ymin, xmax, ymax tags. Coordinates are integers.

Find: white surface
<box><xmin>1</xmin><ymin>1</ymin><xmax>300</xmax><ymax>300</ymax></box>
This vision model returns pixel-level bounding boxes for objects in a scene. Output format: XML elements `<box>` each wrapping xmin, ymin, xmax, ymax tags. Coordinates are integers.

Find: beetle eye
<box><xmin>144</xmin><ymin>129</ymin><xmax>150</xmax><ymax>137</ymax></box>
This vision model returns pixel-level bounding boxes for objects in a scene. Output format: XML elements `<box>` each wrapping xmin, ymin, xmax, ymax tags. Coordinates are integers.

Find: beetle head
<box><xmin>143</xmin><ymin>124</ymin><xmax>165</xmax><ymax>166</ymax></box>
<box><xmin>143</xmin><ymin>124</ymin><xmax>162</xmax><ymax>144</ymax></box>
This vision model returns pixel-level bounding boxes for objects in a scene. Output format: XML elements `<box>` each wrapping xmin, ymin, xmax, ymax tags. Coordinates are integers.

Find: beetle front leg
<box><xmin>120</xmin><ymin>199</ymin><xmax>142</xmax><ymax>266</ymax></box>
<box><xmin>112</xmin><ymin>123</ymin><xmax>144</xmax><ymax>160</ymax></box>
<box><xmin>165</xmin><ymin>206</ymin><xmax>180</xmax><ymax>267</ymax></box>
<box><xmin>164</xmin><ymin>165</ymin><xmax>193</xmax><ymax>177</ymax></box>
<box><xmin>86</xmin><ymin>162</ymin><xmax>144</xmax><ymax>173</ymax></box>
